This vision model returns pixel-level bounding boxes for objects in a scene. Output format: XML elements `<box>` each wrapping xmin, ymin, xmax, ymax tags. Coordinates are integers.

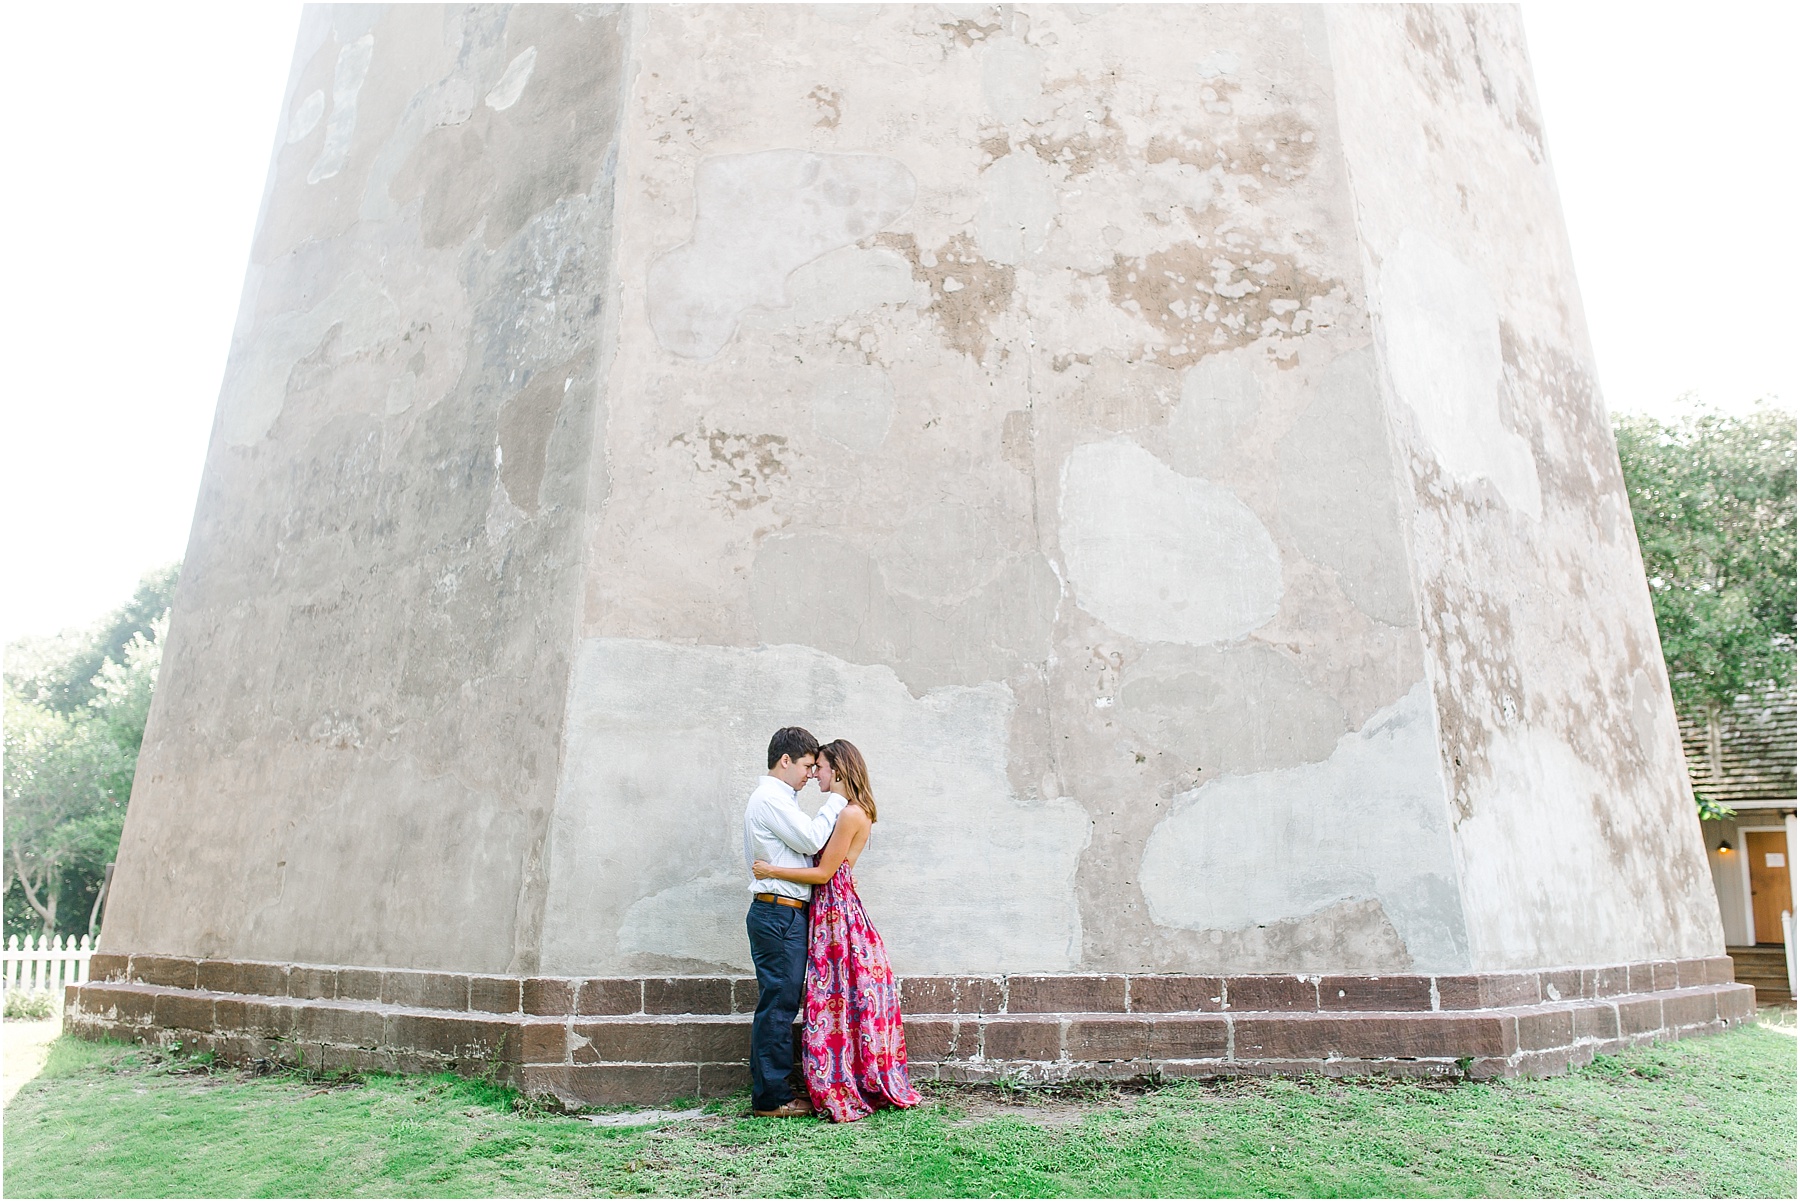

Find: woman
<box><xmin>752</xmin><ymin>739</ymin><xmax>921</xmax><ymax>1122</ymax></box>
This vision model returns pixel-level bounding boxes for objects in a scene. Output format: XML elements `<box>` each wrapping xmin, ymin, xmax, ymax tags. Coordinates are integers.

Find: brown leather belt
<box><xmin>754</xmin><ymin>892</ymin><xmax>807</xmax><ymax>910</ymax></box>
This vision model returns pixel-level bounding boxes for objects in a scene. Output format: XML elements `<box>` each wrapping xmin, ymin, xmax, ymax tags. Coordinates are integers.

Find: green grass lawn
<box><xmin>4</xmin><ymin>1026</ymin><xmax>1793</xmax><ymax>1198</ymax></box>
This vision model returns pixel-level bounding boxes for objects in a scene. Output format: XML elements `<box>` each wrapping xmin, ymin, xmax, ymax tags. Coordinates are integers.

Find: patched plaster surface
<box><xmin>309</xmin><ymin>34</ymin><xmax>373</xmax><ymax>183</ymax></box>
<box><xmin>541</xmin><ymin>639</ymin><xmax>1090</xmax><ymax>975</ymax></box>
<box><xmin>1141</xmin><ymin>684</ymin><xmax>1468</xmax><ymax>972</ymax></box>
<box><xmin>647</xmin><ymin>150</ymin><xmax>916</xmax><ymax>358</ymax></box>
<box><xmin>1378</xmin><ymin>230</ymin><xmax>1542</xmax><ymax>520</ymax></box>
<box><xmin>1060</xmin><ymin>438</ymin><xmax>1282</xmax><ymax>647</ymax></box>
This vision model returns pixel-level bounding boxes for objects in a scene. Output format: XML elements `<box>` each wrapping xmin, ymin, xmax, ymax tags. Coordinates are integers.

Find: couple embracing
<box><xmin>741</xmin><ymin>726</ymin><xmax>921</xmax><ymax>1121</ymax></box>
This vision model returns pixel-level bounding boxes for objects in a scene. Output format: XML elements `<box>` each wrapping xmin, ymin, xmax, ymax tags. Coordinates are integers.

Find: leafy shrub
<box><xmin>3</xmin><ymin>990</ymin><xmax>58</xmax><ymax>1021</ymax></box>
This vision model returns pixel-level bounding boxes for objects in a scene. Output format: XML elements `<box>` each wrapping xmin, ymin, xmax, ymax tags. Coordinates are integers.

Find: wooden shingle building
<box><xmin>1689</xmin><ymin>687</ymin><xmax>1798</xmax><ymax>1004</ymax></box>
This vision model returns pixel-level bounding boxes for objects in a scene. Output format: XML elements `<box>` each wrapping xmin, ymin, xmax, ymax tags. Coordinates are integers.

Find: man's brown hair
<box><xmin>766</xmin><ymin>726</ymin><xmax>820</xmax><ymax>769</ymax></box>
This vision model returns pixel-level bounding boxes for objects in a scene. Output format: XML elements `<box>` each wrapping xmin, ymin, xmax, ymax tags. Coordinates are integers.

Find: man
<box><xmin>742</xmin><ymin>725</ymin><xmax>846</xmax><ymax>1118</ymax></box>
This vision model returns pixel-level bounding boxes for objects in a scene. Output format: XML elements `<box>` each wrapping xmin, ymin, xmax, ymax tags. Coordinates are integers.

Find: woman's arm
<box><xmin>753</xmin><ymin>807</ymin><xmax>866</xmax><ymax>884</ymax></box>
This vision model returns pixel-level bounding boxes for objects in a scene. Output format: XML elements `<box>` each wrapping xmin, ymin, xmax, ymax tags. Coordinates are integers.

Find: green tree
<box><xmin>1614</xmin><ymin>403</ymin><xmax>1796</xmax><ymax>816</ymax></box>
<box><xmin>87</xmin><ymin>616</ymin><xmax>166</xmax><ymax>761</ymax></box>
<box><xmin>3</xmin><ymin>565</ymin><xmax>178</xmax><ymax>941</ymax></box>
<box><xmin>3</xmin><ymin>693</ymin><xmax>130</xmax><ymax>937</ymax></box>
<box><xmin>6</xmin><ymin>563</ymin><xmax>178</xmax><ymax>717</ymax></box>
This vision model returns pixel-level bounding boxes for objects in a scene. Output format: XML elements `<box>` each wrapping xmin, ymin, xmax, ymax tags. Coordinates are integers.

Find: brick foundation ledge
<box><xmin>65</xmin><ymin>955</ymin><xmax>1757</xmax><ymax>1106</ymax></box>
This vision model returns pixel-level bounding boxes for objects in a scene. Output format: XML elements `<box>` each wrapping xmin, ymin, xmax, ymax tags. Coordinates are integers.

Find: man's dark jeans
<box><xmin>746</xmin><ymin>898</ymin><xmax>809</xmax><ymax>1112</ymax></box>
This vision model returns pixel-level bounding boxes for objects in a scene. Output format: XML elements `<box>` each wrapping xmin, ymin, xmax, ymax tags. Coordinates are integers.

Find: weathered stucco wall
<box><xmin>1326</xmin><ymin>6</ymin><xmax>1722</xmax><ymax>967</ymax></box>
<box><xmin>107</xmin><ymin>4</ymin><xmax>1719</xmax><ymax>982</ymax></box>
<box><xmin>103</xmin><ymin>5</ymin><xmax>627</xmax><ymax>972</ymax></box>
<box><xmin>550</xmin><ymin>3</ymin><xmax>1466</xmax><ymax>977</ymax></box>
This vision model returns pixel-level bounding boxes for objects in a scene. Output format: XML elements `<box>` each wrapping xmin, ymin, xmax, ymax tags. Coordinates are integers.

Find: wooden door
<box><xmin>1745</xmin><ymin>830</ymin><xmax>1792</xmax><ymax>945</ymax></box>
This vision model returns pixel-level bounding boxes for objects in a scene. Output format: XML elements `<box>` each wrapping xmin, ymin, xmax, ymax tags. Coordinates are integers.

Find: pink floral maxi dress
<box><xmin>801</xmin><ymin>856</ymin><xmax>922</xmax><ymax>1122</ymax></box>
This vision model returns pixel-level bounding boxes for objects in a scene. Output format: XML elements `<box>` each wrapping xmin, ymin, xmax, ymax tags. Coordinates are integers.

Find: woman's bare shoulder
<box><xmin>838</xmin><ymin>803</ymin><xmax>873</xmax><ymax>829</ymax></box>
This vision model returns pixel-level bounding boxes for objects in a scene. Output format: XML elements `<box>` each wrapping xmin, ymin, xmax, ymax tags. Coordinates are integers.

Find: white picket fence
<box><xmin>2</xmin><ymin>934</ymin><xmax>95</xmax><ymax>995</ymax></box>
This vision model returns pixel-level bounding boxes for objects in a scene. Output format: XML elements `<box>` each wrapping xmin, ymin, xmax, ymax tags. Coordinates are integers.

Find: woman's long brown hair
<box><xmin>820</xmin><ymin>739</ymin><xmax>876</xmax><ymax>823</ymax></box>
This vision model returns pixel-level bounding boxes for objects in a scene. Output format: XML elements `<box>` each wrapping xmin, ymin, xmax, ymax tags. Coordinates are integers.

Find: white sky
<box><xmin>1</xmin><ymin>2</ymin><xmax>1794</xmax><ymax>646</ymax></box>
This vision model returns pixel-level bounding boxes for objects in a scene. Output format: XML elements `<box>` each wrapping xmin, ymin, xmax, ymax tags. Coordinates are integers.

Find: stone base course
<box><xmin>65</xmin><ymin>954</ymin><xmax>1756</xmax><ymax>1107</ymax></box>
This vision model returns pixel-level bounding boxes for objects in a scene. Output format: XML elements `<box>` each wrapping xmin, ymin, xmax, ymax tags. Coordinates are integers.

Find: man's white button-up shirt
<box><xmin>743</xmin><ymin>775</ymin><xmax>847</xmax><ymax>902</ymax></box>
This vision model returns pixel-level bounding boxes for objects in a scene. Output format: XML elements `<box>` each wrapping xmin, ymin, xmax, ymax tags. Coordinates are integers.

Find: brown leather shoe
<box><xmin>752</xmin><ymin>1097</ymin><xmax>814</xmax><ymax>1118</ymax></box>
